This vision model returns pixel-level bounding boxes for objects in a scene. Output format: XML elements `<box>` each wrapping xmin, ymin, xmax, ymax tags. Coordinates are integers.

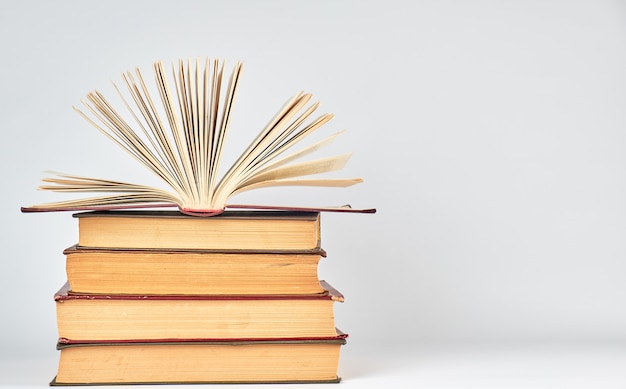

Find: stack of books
<box><xmin>51</xmin><ymin>209</ymin><xmax>348</xmax><ymax>385</ymax></box>
<box><xmin>21</xmin><ymin>58</ymin><xmax>375</xmax><ymax>385</ymax></box>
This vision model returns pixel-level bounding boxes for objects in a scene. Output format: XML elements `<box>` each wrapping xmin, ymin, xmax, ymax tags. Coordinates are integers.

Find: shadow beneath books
<box><xmin>0</xmin><ymin>355</ymin><xmax>58</xmax><ymax>387</ymax></box>
<box><xmin>339</xmin><ymin>349</ymin><xmax>422</xmax><ymax>380</ymax></box>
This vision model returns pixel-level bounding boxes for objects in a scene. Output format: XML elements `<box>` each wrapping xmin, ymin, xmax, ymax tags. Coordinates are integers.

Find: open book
<box><xmin>21</xmin><ymin>58</ymin><xmax>375</xmax><ymax>216</ymax></box>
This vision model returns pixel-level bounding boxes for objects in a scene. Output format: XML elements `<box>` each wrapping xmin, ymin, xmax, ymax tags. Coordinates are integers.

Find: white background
<box><xmin>1</xmin><ymin>1</ymin><xmax>626</xmax><ymax>388</ymax></box>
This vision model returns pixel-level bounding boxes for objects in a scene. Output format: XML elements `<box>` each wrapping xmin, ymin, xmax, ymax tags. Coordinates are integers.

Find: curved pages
<box><xmin>25</xmin><ymin>58</ymin><xmax>369</xmax><ymax>216</ymax></box>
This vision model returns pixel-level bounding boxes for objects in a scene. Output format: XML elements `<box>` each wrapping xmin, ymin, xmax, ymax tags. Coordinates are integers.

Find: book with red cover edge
<box><xmin>55</xmin><ymin>280</ymin><xmax>344</xmax><ymax>302</ymax></box>
<box><xmin>63</xmin><ymin>243</ymin><xmax>328</xmax><ymax>256</ymax></box>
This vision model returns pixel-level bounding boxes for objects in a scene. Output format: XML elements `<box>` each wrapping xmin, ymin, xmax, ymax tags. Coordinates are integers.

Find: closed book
<box><xmin>51</xmin><ymin>332</ymin><xmax>348</xmax><ymax>385</ymax></box>
<box><xmin>54</xmin><ymin>281</ymin><xmax>343</xmax><ymax>342</ymax></box>
<box><xmin>74</xmin><ymin>210</ymin><xmax>321</xmax><ymax>251</ymax></box>
<box><xmin>64</xmin><ymin>245</ymin><xmax>327</xmax><ymax>295</ymax></box>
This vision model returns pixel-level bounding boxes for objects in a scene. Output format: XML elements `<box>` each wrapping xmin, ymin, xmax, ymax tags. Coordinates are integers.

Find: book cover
<box><xmin>64</xmin><ymin>244</ymin><xmax>328</xmax><ymax>295</ymax></box>
<box><xmin>51</xmin><ymin>331</ymin><xmax>348</xmax><ymax>385</ymax></box>
<box><xmin>55</xmin><ymin>281</ymin><xmax>344</xmax><ymax>342</ymax></box>
<box><xmin>74</xmin><ymin>210</ymin><xmax>323</xmax><ymax>250</ymax></box>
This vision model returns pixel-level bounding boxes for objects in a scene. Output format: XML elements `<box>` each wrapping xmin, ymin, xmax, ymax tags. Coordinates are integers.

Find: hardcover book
<box><xmin>64</xmin><ymin>244</ymin><xmax>327</xmax><ymax>295</ymax></box>
<box><xmin>55</xmin><ymin>281</ymin><xmax>343</xmax><ymax>341</ymax></box>
<box><xmin>73</xmin><ymin>210</ymin><xmax>322</xmax><ymax>250</ymax></box>
<box><xmin>52</xmin><ymin>332</ymin><xmax>348</xmax><ymax>385</ymax></box>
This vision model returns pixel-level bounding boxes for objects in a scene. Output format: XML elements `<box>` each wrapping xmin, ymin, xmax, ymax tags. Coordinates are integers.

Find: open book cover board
<box><xmin>21</xmin><ymin>57</ymin><xmax>376</xmax><ymax>217</ymax></box>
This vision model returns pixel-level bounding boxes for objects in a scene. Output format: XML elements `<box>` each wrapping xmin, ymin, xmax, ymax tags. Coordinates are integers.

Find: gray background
<box><xmin>2</xmin><ymin>0</ymin><xmax>626</xmax><ymax>387</ymax></box>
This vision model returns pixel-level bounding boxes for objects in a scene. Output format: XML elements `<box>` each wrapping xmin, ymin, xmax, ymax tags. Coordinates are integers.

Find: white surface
<box><xmin>2</xmin><ymin>0</ymin><xmax>626</xmax><ymax>387</ymax></box>
<box><xmin>2</xmin><ymin>342</ymin><xmax>626</xmax><ymax>388</ymax></box>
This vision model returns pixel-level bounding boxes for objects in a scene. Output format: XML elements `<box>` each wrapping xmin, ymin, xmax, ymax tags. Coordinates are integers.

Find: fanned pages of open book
<box><xmin>21</xmin><ymin>58</ymin><xmax>375</xmax><ymax>216</ymax></box>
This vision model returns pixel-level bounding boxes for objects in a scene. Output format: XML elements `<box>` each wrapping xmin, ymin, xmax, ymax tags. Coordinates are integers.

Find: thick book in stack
<box><xmin>51</xmin><ymin>210</ymin><xmax>348</xmax><ymax>385</ymax></box>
